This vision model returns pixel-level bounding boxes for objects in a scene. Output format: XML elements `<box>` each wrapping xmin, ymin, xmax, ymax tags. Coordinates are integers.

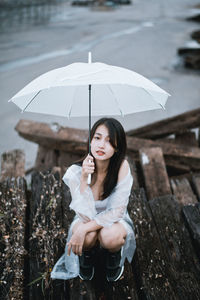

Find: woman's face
<box><xmin>91</xmin><ymin>124</ymin><xmax>115</xmax><ymax>161</ymax></box>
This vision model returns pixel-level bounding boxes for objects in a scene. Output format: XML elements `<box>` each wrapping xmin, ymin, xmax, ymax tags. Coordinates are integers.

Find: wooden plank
<box><xmin>29</xmin><ymin>171</ymin><xmax>68</xmax><ymax>299</ymax></box>
<box><xmin>128</xmin><ymin>189</ymin><xmax>177</xmax><ymax>299</ymax></box>
<box><xmin>126</xmin><ymin>108</ymin><xmax>200</xmax><ymax>139</ymax></box>
<box><xmin>170</xmin><ymin>177</ymin><xmax>198</xmax><ymax>206</ymax></box>
<box><xmin>182</xmin><ymin>203</ymin><xmax>200</xmax><ymax>258</ymax></box>
<box><xmin>139</xmin><ymin>147</ymin><xmax>171</xmax><ymax>200</ymax></box>
<box><xmin>0</xmin><ymin>177</ymin><xmax>27</xmax><ymax>300</ymax></box>
<box><xmin>149</xmin><ymin>195</ymin><xmax>200</xmax><ymax>298</ymax></box>
<box><xmin>0</xmin><ymin>149</ymin><xmax>25</xmax><ymax>181</ymax></box>
<box><xmin>192</xmin><ymin>174</ymin><xmax>200</xmax><ymax>201</ymax></box>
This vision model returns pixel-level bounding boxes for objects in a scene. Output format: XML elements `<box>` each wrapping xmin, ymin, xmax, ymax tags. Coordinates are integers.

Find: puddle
<box><xmin>0</xmin><ymin>0</ymin><xmax>70</xmax><ymax>33</ymax></box>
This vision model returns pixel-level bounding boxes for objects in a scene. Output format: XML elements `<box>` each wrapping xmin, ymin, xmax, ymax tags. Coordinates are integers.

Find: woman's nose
<box><xmin>99</xmin><ymin>139</ymin><xmax>105</xmax><ymax>147</ymax></box>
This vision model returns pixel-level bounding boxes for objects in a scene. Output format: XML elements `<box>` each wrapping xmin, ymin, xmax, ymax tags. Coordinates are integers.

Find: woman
<box><xmin>51</xmin><ymin>118</ymin><xmax>136</xmax><ymax>282</ymax></box>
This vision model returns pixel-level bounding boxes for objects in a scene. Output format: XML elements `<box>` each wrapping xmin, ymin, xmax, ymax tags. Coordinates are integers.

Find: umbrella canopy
<box><xmin>9</xmin><ymin>60</ymin><xmax>170</xmax><ymax>118</ymax></box>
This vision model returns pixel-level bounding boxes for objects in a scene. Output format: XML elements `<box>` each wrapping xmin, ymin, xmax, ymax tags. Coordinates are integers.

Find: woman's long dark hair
<box><xmin>76</xmin><ymin>118</ymin><xmax>127</xmax><ymax>199</ymax></box>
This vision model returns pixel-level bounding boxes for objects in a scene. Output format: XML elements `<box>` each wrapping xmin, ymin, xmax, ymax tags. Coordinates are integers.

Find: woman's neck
<box><xmin>95</xmin><ymin>159</ymin><xmax>109</xmax><ymax>175</ymax></box>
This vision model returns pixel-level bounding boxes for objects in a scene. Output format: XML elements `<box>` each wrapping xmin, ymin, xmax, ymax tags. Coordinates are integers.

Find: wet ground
<box><xmin>0</xmin><ymin>0</ymin><xmax>200</xmax><ymax>169</ymax></box>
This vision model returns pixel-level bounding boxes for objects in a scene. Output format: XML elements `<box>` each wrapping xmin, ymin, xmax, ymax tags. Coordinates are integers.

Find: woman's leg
<box><xmin>98</xmin><ymin>222</ymin><xmax>127</xmax><ymax>252</ymax></box>
<box><xmin>98</xmin><ymin>222</ymin><xmax>127</xmax><ymax>282</ymax></box>
<box><xmin>72</xmin><ymin>220</ymin><xmax>98</xmax><ymax>250</ymax></box>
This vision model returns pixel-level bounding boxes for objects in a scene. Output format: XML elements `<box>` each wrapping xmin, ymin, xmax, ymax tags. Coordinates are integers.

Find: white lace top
<box><xmin>63</xmin><ymin>164</ymin><xmax>133</xmax><ymax>227</ymax></box>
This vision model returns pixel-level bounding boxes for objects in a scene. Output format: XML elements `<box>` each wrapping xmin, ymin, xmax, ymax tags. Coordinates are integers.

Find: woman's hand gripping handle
<box><xmin>82</xmin><ymin>154</ymin><xmax>94</xmax><ymax>185</ymax></box>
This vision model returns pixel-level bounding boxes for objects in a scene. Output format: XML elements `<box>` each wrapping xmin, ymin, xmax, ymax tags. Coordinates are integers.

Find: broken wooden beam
<box><xmin>0</xmin><ymin>149</ymin><xmax>25</xmax><ymax>181</ymax></box>
<box><xmin>139</xmin><ymin>147</ymin><xmax>171</xmax><ymax>200</ymax></box>
<box><xmin>126</xmin><ymin>108</ymin><xmax>200</xmax><ymax>139</ymax></box>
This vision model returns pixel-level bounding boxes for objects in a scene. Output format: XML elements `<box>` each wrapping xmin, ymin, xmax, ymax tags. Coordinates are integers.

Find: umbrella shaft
<box><xmin>89</xmin><ymin>84</ymin><xmax>91</xmax><ymax>154</ymax></box>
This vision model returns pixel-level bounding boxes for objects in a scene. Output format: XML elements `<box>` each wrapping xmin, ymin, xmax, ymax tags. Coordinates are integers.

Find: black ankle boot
<box><xmin>79</xmin><ymin>248</ymin><xmax>95</xmax><ymax>280</ymax></box>
<box><xmin>106</xmin><ymin>248</ymin><xmax>124</xmax><ymax>282</ymax></box>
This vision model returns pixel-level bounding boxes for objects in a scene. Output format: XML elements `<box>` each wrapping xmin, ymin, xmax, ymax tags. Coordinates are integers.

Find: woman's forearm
<box><xmin>82</xmin><ymin>219</ymin><xmax>103</xmax><ymax>233</ymax></box>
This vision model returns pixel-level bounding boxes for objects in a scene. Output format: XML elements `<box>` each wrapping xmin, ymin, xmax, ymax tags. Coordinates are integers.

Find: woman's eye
<box><xmin>94</xmin><ymin>136</ymin><xmax>99</xmax><ymax>140</ymax></box>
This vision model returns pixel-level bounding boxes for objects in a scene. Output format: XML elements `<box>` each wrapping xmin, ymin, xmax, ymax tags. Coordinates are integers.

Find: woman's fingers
<box><xmin>67</xmin><ymin>243</ymin><xmax>72</xmax><ymax>256</ymax></box>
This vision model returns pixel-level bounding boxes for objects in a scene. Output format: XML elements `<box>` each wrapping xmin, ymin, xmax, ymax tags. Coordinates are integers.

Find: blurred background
<box><xmin>0</xmin><ymin>0</ymin><xmax>200</xmax><ymax>170</ymax></box>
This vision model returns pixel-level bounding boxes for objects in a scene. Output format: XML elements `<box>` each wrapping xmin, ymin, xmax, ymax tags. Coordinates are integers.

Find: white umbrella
<box><xmin>9</xmin><ymin>52</ymin><xmax>170</xmax><ymax>182</ymax></box>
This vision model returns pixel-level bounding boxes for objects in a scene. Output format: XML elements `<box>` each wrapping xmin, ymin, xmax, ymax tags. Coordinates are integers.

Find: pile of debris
<box><xmin>178</xmin><ymin>4</ymin><xmax>200</xmax><ymax>70</ymax></box>
<box><xmin>0</xmin><ymin>107</ymin><xmax>200</xmax><ymax>299</ymax></box>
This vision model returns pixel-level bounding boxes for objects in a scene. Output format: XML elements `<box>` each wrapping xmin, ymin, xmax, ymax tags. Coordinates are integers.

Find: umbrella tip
<box><xmin>88</xmin><ymin>52</ymin><xmax>92</xmax><ymax>64</ymax></box>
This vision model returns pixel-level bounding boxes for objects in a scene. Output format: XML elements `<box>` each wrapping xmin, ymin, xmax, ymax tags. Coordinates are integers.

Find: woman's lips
<box><xmin>96</xmin><ymin>151</ymin><xmax>105</xmax><ymax>156</ymax></box>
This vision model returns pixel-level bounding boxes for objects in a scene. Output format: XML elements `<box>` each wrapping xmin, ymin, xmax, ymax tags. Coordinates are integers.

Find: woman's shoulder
<box><xmin>117</xmin><ymin>159</ymin><xmax>130</xmax><ymax>182</ymax></box>
<box><xmin>63</xmin><ymin>164</ymin><xmax>82</xmax><ymax>179</ymax></box>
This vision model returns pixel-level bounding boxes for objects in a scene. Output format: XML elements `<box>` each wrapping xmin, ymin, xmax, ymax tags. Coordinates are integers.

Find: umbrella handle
<box><xmin>87</xmin><ymin>158</ymin><xmax>92</xmax><ymax>185</ymax></box>
<box><xmin>87</xmin><ymin>174</ymin><xmax>91</xmax><ymax>185</ymax></box>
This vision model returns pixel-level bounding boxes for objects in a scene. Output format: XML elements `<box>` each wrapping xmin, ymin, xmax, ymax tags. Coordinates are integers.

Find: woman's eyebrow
<box><xmin>95</xmin><ymin>132</ymin><xmax>110</xmax><ymax>138</ymax></box>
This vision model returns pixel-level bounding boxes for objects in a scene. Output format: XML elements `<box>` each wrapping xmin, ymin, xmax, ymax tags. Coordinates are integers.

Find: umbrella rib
<box><xmin>22</xmin><ymin>90</ymin><xmax>41</xmax><ymax>112</ymax></box>
<box><xmin>141</xmin><ymin>87</ymin><xmax>166</xmax><ymax>109</ymax></box>
<box><xmin>107</xmin><ymin>85</ymin><xmax>123</xmax><ymax>116</ymax></box>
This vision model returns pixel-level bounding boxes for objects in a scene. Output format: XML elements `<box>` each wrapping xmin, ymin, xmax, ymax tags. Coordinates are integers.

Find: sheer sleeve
<box><xmin>94</xmin><ymin>168</ymin><xmax>133</xmax><ymax>227</ymax></box>
<box><xmin>62</xmin><ymin>165</ymin><xmax>96</xmax><ymax>221</ymax></box>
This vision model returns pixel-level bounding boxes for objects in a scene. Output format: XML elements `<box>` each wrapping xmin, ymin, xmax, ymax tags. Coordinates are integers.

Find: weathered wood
<box><xmin>15</xmin><ymin>119</ymin><xmax>200</xmax><ymax>172</ymax></box>
<box><xmin>58</xmin><ymin>151</ymin><xmax>83</xmax><ymax>176</ymax></box>
<box><xmin>139</xmin><ymin>147</ymin><xmax>171</xmax><ymax>200</ymax></box>
<box><xmin>35</xmin><ymin>145</ymin><xmax>59</xmax><ymax>171</ymax></box>
<box><xmin>0</xmin><ymin>149</ymin><xmax>25</xmax><ymax>181</ymax></box>
<box><xmin>0</xmin><ymin>177</ymin><xmax>27</xmax><ymax>300</ymax></box>
<box><xmin>182</xmin><ymin>203</ymin><xmax>200</xmax><ymax>258</ymax></box>
<box><xmin>127</xmin><ymin>155</ymin><xmax>140</xmax><ymax>190</ymax></box>
<box><xmin>15</xmin><ymin>119</ymin><xmax>88</xmax><ymax>153</ymax></box>
<box><xmin>175</xmin><ymin>131</ymin><xmax>198</xmax><ymax>147</ymax></box>
<box><xmin>170</xmin><ymin>177</ymin><xmax>198</xmax><ymax>206</ymax></box>
<box><xmin>149</xmin><ymin>195</ymin><xmax>200</xmax><ymax>298</ymax></box>
<box><xmin>192</xmin><ymin>174</ymin><xmax>200</xmax><ymax>201</ymax></box>
<box><xmin>127</xmin><ymin>136</ymin><xmax>200</xmax><ymax>172</ymax></box>
<box><xmin>126</xmin><ymin>108</ymin><xmax>200</xmax><ymax>139</ymax></box>
<box><xmin>29</xmin><ymin>171</ymin><xmax>68</xmax><ymax>299</ymax></box>
<box><xmin>128</xmin><ymin>189</ymin><xmax>177</xmax><ymax>299</ymax></box>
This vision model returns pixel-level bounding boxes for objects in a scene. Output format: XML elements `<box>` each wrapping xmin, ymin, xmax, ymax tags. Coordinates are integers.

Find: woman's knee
<box><xmin>98</xmin><ymin>226</ymin><xmax>126</xmax><ymax>250</ymax></box>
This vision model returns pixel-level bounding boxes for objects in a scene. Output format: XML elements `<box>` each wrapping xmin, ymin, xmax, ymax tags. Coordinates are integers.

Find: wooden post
<box><xmin>0</xmin><ymin>177</ymin><xmax>27</xmax><ymax>300</ymax></box>
<box><xmin>0</xmin><ymin>149</ymin><xmax>25</xmax><ymax>181</ymax></box>
<box><xmin>139</xmin><ymin>147</ymin><xmax>171</xmax><ymax>200</ymax></box>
